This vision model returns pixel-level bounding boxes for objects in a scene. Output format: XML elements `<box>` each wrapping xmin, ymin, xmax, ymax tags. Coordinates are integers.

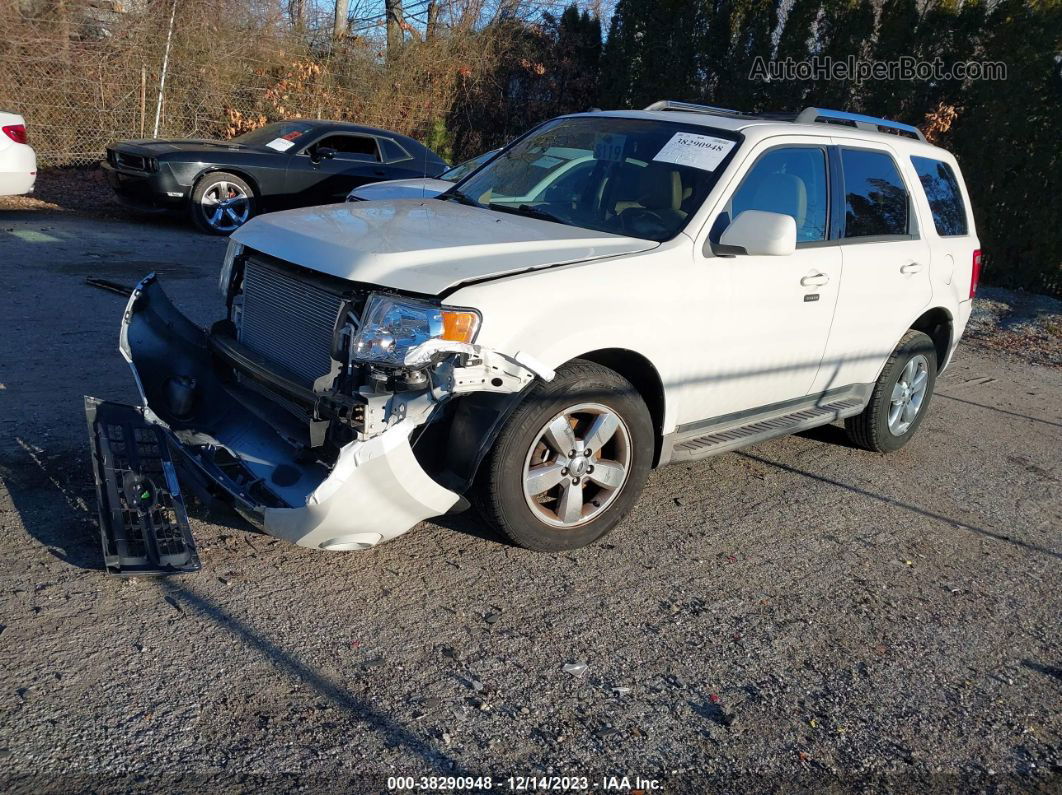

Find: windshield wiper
<box><xmin>489</xmin><ymin>203</ymin><xmax>568</xmax><ymax>226</ymax></box>
<box><xmin>438</xmin><ymin>188</ymin><xmax>479</xmax><ymax>207</ymax></box>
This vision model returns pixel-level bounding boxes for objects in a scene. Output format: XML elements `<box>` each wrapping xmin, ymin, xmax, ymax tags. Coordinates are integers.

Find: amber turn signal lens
<box><xmin>440</xmin><ymin>310</ymin><xmax>480</xmax><ymax>343</ymax></box>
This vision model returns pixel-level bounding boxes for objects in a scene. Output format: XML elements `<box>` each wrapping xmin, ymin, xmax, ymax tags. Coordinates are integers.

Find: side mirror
<box><xmin>311</xmin><ymin>146</ymin><xmax>337</xmax><ymax>164</ymax></box>
<box><xmin>714</xmin><ymin>210</ymin><xmax>797</xmax><ymax>257</ymax></box>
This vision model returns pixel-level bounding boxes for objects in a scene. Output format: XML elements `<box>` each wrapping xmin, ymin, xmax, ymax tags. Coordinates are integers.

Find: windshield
<box><xmin>439</xmin><ymin>150</ymin><xmax>497</xmax><ymax>182</ymax></box>
<box><xmin>231</xmin><ymin>121</ymin><xmax>315</xmax><ymax>149</ymax></box>
<box><xmin>447</xmin><ymin>117</ymin><xmax>741</xmax><ymax>241</ymax></box>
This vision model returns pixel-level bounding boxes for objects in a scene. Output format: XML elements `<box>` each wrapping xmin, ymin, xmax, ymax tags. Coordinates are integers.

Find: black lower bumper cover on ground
<box><xmin>85</xmin><ymin>396</ymin><xmax>200</xmax><ymax>575</ymax></box>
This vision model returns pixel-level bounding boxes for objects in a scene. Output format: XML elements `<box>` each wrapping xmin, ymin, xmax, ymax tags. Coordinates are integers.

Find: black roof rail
<box><xmin>642</xmin><ymin>100</ymin><xmax>927</xmax><ymax>143</ymax></box>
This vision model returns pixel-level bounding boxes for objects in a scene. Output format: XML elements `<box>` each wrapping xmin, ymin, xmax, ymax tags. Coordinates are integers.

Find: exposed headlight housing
<box><xmin>351</xmin><ymin>293</ymin><xmax>481</xmax><ymax>367</ymax></box>
<box><xmin>219</xmin><ymin>240</ymin><xmax>244</xmax><ymax>296</ymax></box>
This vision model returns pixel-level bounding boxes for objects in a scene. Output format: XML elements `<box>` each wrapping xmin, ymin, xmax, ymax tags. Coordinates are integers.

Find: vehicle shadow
<box><xmin>795</xmin><ymin>422</ymin><xmax>861</xmax><ymax>449</ymax></box>
<box><xmin>428</xmin><ymin>508</ymin><xmax>514</xmax><ymax>548</ymax></box>
<box><xmin>156</xmin><ymin>578</ymin><xmax>470</xmax><ymax>776</ymax></box>
<box><xmin>737</xmin><ymin>450</ymin><xmax>1062</xmax><ymax>561</ymax></box>
<box><xmin>0</xmin><ymin>437</ymin><xmax>102</xmax><ymax>571</ymax></box>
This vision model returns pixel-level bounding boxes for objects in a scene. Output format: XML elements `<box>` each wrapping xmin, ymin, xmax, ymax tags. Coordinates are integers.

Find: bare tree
<box><xmin>385</xmin><ymin>0</ymin><xmax>404</xmax><ymax>54</ymax></box>
<box><xmin>333</xmin><ymin>0</ymin><xmax>349</xmax><ymax>41</ymax></box>
<box><xmin>288</xmin><ymin>0</ymin><xmax>305</xmax><ymax>29</ymax></box>
<box><xmin>426</xmin><ymin>0</ymin><xmax>440</xmax><ymax>41</ymax></box>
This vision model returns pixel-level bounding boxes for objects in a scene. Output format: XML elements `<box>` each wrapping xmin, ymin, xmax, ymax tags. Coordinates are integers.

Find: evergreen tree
<box><xmin>599</xmin><ymin>0</ymin><xmax>706</xmax><ymax>108</ymax></box>
<box><xmin>545</xmin><ymin>5</ymin><xmax>602</xmax><ymax>114</ymax></box>
<box><xmin>950</xmin><ymin>0</ymin><xmax>1061</xmax><ymax>294</ymax></box>
<box><xmin>813</xmin><ymin>0</ymin><xmax>875</xmax><ymax>109</ymax></box>
<box><xmin>865</xmin><ymin>0</ymin><xmax>921</xmax><ymax>118</ymax></box>
<box><xmin>716</xmin><ymin>0</ymin><xmax>777</xmax><ymax>110</ymax></box>
<box><xmin>770</xmin><ymin>0</ymin><xmax>820</xmax><ymax>109</ymax></box>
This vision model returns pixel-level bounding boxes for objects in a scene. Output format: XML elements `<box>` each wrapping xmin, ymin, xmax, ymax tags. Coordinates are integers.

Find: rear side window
<box><xmin>729</xmin><ymin>147</ymin><xmax>829</xmax><ymax>242</ymax></box>
<box><xmin>911</xmin><ymin>156</ymin><xmax>968</xmax><ymax>236</ymax></box>
<box><xmin>379</xmin><ymin>138</ymin><xmax>411</xmax><ymax>163</ymax></box>
<box><xmin>841</xmin><ymin>149</ymin><xmax>910</xmax><ymax>238</ymax></box>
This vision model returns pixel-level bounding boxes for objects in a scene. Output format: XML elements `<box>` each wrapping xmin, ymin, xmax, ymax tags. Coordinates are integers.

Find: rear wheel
<box><xmin>474</xmin><ymin>360</ymin><xmax>653</xmax><ymax>551</ymax></box>
<box><xmin>190</xmin><ymin>172</ymin><xmax>254</xmax><ymax>234</ymax></box>
<box><xmin>845</xmin><ymin>330</ymin><xmax>938</xmax><ymax>452</ymax></box>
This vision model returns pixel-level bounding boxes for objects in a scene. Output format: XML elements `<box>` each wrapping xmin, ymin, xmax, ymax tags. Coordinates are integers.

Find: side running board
<box><xmin>667</xmin><ymin>387</ymin><xmax>870</xmax><ymax>463</ymax></box>
<box><xmin>85</xmin><ymin>397</ymin><xmax>200</xmax><ymax>576</ymax></box>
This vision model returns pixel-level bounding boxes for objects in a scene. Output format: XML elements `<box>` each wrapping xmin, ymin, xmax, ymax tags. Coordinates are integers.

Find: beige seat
<box><xmin>614</xmin><ymin>166</ymin><xmax>687</xmax><ymax>222</ymax></box>
<box><xmin>745</xmin><ymin>172</ymin><xmax>807</xmax><ymax>229</ymax></box>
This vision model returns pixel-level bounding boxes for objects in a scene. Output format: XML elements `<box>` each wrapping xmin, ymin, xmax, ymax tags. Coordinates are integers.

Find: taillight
<box><xmin>970</xmin><ymin>249</ymin><xmax>982</xmax><ymax>299</ymax></box>
<box><xmin>2</xmin><ymin>124</ymin><xmax>27</xmax><ymax>144</ymax></box>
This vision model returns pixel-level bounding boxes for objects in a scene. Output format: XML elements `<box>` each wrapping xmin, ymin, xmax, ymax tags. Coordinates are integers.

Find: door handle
<box><xmin>800</xmin><ymin>272</ymin><xmax>830</xmax><ymax>287</ymax></box>
<box><xmin>900</xmin><ymin>262</ymin><xmax>925</xmax><ymax>274</ymax></box>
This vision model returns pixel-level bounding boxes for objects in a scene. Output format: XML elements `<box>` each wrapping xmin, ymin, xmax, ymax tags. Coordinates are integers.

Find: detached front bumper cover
<box><xmin>118</xmin><ymin>275</ymin><xmax>460</xmax><ymax>550</ymax></box>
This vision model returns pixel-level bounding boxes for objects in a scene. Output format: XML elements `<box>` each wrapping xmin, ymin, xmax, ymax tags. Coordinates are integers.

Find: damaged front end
<box><xmin>114</xmin><ymin>251</ymin><xmax>547</xmax><ymax>551</ymax></box>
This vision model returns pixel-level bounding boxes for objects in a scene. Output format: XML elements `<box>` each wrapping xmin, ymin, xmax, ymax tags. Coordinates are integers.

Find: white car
<box><xmin>0</xmin><ymin>111</ymin><xmax>36</xmax><ymax>196</ymax></box>
<box><xmin>346</xmin><ymin>149</ymin><xmax>498</xmax><ymax>202</ymax></box>
<box><xmin>114</xmin><ymin>101</ymin><xmax>979</xmax><ymax>555</ymax></box>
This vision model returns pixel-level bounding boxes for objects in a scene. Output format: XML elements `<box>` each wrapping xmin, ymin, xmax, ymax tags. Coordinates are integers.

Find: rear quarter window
<box><xmin>911</xmin><ymin>156</ymin><xmax>969</xmax><ymax>236</ymax></box>
<box><xmin>379</xmin><ymin>138</ymin><xmax>411</xmax><ymax>163</ymax></box>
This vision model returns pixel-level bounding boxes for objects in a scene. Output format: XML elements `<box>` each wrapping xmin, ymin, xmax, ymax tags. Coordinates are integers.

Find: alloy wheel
<box><xmin>521</xmin><ymin>402</ymin><xmax>632</xmax><ymax>528</ymax></box>
<box><xmin>888</xmin><ymin>354</ymin><xmax>930</xmax><ymax>436</ymax></box>
<box><xmin>199</xmin><ymin>180</ymin><xmax>250</xmax><ymax>232</ymax></box>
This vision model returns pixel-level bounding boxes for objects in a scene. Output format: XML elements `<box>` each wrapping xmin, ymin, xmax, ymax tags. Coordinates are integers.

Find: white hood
<box><xmin>232</xmin><ymin>199</ymin><xmax>657</xmax><ymax>295</ymax></box>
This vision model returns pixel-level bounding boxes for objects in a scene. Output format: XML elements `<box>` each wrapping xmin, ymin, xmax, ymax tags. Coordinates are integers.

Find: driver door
<box><xmin>284</xmin><ymin>133</ymin><xmax>389</xmax><ymax>206</ymax></box>
<box><xmin>681</xmin><ymin>141</ymin><xmax>842</xmax><ymax>421</ymax></box>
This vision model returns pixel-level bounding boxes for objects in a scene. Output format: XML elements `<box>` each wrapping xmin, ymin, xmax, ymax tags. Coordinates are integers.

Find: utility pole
<box><xmin>152</xmin><ymin>0</ymin><xmax>177</xmax><ymax>139</ymax></box>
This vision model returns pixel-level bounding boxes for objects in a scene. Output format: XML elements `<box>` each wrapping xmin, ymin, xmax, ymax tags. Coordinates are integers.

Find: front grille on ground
<box><xmin>238</xmin><ymin>256</ymin><xmax>345</xmax><ymax>388</ymax></box>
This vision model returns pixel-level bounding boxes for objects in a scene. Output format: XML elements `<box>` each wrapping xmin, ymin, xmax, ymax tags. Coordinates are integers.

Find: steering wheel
<box><xmin>618</xmin><ymin>207</ymin><xmax>670</xmax><ymax>238</ymax></box>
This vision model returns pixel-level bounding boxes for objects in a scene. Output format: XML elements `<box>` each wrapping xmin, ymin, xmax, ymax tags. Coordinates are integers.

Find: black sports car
<box><xmin>101</xmin><ymin>120</ymin><xmax>448</xmax><ymax>234</ymax></box>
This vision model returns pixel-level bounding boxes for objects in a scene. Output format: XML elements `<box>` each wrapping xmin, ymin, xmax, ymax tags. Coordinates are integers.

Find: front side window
<box><xmin>448</xmin><ymin>117</ymin><xmax>742</xmax><ymax>241</ymax></box>
<box><xmin>727</xmin><ymin>147</ymin><xmax>829</xmax><ymax>243</ymax></box>
<box><xmin>315</xmin><ymin>134</ymin><xmax>379</xmax><ymax>162</ymax></box>
<box><xmin>841</xmin><ymin>149</ymin><xmax>910</xmax><ymax>238</ymax></box>
<box><xmin>911</xmin><ymin>156</ymin><xmax>968</xmax><ymax>236</ymax></box>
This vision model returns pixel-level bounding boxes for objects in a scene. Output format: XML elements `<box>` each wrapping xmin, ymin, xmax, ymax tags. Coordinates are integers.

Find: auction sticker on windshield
<box><xmin>265</xmin><ymin>138</ymin><xmax>296</xmax><ymax>152</ymax></box>
<box><xmin>653</xmin><ymin>132</ymin><xmax>734</xmax><ymax>171</ymax></box>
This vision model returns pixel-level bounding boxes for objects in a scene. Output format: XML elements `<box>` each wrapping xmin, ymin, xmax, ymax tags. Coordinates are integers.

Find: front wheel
<box><xmin>190</xmin><ymin>172</ymin><xmax>255</xmax><ymax>235</ymax></box>
<box><xmin>845</xmin><ymin>330</ymin><xmax>938</xmax><ymax>453</ymax></box>
<box><xmin>474</xmin><ymin>360</ymin><xmax>654</xmax><ymax>551</ymax></box>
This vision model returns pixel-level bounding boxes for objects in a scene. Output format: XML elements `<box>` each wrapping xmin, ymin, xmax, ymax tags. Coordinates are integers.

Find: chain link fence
<box><xmin>0</xmin><ymin>5</ymin><xmax>481</xmax><ymax>167</ymax></box>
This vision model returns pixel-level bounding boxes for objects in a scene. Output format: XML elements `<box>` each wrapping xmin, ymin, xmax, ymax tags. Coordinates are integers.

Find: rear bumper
<box><xmin>119</xmin><ymin>275</ymin><xmax>459</xmax><ymax>550</ymax></box>
<box><xmin>0</xmin><ymin>142</ymin><xmax>36</xmax><ymax>195</ymax></box>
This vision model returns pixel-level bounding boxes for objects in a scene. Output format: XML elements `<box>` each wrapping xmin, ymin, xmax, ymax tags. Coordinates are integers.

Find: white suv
<box><xmin>119</xmin><ymin>101</ymin><xmax>980</xmax><ymax>553</ymax></box>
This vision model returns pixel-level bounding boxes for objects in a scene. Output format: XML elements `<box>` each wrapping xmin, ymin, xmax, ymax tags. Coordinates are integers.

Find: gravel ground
<box><xmin>0</xmin><ymin>209</ymin><xmax>1059</xmax><ymax>792</ymax></box>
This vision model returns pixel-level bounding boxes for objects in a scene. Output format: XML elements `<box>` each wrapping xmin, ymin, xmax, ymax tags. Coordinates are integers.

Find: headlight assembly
<box><xmin>219</xmin><ymin>239</ymin><xmax>243</xmax><ymax>297</ymax></box>
<box><xmin>351</xmin><ymin>293</ymin><xmax>481</xmax><ymax>367</ymax></box>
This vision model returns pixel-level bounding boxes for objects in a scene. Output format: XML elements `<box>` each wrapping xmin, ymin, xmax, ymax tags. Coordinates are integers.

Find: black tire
<box><xmin>189</xmin><ymin>171</ymin><xmax>255</xmax><ymax>235</ymax></box>
<box><xmin>845</xmin><ymin>330</ymin><xmax>938</xmax><ymax>453</ymax></box>
<box><xmin>473</xmin><ymin>360</ymin><xmax>654</xmax><ymax>552</ymax></box>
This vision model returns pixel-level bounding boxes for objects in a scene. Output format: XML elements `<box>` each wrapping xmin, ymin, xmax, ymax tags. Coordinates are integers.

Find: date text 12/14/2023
<box><xmin>386</xmin><ymin>775</ymin><xmax>663</xmax><ymax>791</ymax></box>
